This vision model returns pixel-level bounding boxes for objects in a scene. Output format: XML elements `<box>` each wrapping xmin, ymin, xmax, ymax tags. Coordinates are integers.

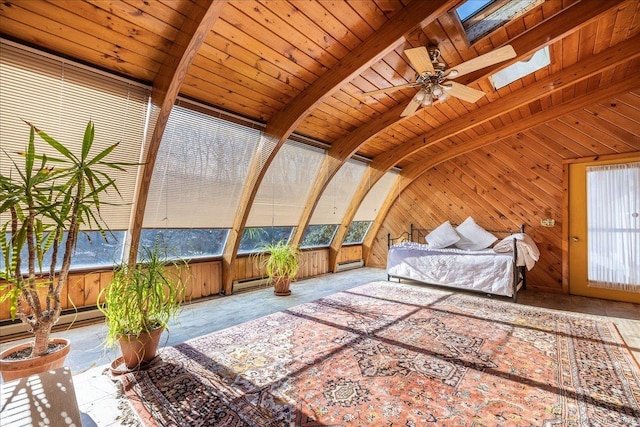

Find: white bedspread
<box><xmin>386</xmin><ymin>242</ymin><xmax>518</xmax><ymax>297</ymax></box>
<box><xmin>493</xmin><ymin>233</ymin><xmax>540</xmax><ymax>271</ymax></box>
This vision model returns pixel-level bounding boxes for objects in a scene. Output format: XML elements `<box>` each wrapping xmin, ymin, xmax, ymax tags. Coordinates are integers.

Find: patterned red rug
<box><xmin>114</xmin><ymin>281</ymin><xmax>640</xmax><ymax>426</ymax></box>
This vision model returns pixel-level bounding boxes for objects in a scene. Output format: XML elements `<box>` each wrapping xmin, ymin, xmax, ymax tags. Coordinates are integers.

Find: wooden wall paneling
<box><xmin>0</xmin><ymin>16</ymin><xmax>155</xmax><ymax>82</ymax></box>
<box><xmin>98</xmin><ymin>271</ymin><xmax>113</xmax><ymax>305</ymax></box>
<box><xmin>557</xmin><ymin>114</ymin><xmax>636</xmax><ymax>154</ymax></box>
<box><xmin>336</xmin><ymin>245</ymin><xmax>363</xmax><ymax>264</ymax></box>
<box><xmin>221</xmin><ymin>6</ymin><xmax>329</xmax><ymax>76</ymax></box>
<box><xmin>568</xmin><ymin>110</ymin><xmax>640</xmax><ymax>152</ymax></box>
<box><xmin>533</xmin><ymin>123</ymin><xmax>600</xmax><ymax>157</ymax></box>
<box><xmin>67</xmin><ymin>274</ymin><xmax>85</xmax><ymax>310</ymax></box>
<box><xmin>546</xmin><ymin>119</ymin><xmax>618</xmax><ymax>155</ymax></box>
<box><xmin>54</xmin><ymin>0</ymin><xmax>175</xmax><ymax>56</ymax></box>
<box><xmin>82</xmin><ymin>272</ymin><xmax>101</xmax><ymax>307</ymax></box>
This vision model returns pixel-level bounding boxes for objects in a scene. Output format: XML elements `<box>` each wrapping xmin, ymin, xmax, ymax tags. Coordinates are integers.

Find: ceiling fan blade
<box><xmin>446</xmin><ymin>82</ymin><xmax>486</xmax><ymax>103</ymax></box>
<box><xmin>404</xmin><ymin>47</ymin><xmax>435</xmax><ymax>75</ymax></box>
<box><xmin>447</xmin><ymin>45</ymin><xmax>517</xmax><ymax>78</ymax></box>
<box><xmin>400</xmin><ymin>88</ymin><xmax>426</xmax><ymax>117</ymax></box>
<box><xmin>361</xmin><ymin>83</ymin><xmax>417</xmax><ymax>97</ymax></box>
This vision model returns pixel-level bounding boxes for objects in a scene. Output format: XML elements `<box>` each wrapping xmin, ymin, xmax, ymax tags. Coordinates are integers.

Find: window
<box><xmin>456</xmin><ymin>0</ymin><xmax>543</xmax><ymax>42</ymax></box>
<box><xmin>1</xmin><ymin>231</ymin><xmax>126</xmax><ymax>272</ymax></box>
<box><xmin>0</xmin><ymin>40</ymin><xmax>150</xmax><ymax>270</ymax></box>
<box><xmin>301</xmin><ymin>225</ymin><xmax>338</xmax><ymax>248</ymax></box>
<box><xmin>586</xmin><ymin>162</ymin><xmax>640</xmax><ymax>292</ymax></box>
<box><xmin>139</xmin><ymin>229</ymin><xmax>229</xmax><ymax>260</ymax></box>
<box><xmin>311</xmin><ymin>159</ymin><xmax>368</xmax><ymax>225</ymax></box>
<box><xmin>490</xmin><ymin>46</ymin><xmax>550</xmax><ymax>90</ymax></box>
<box><xmin>344</xmin><ymin>221</ymin><xmax>372</xmax><ymax>245</ymax></box>
<box><xmin>247</xmin><ymin>140</ymin><xmax>324</xmax><ymax>227</ymax></box>
<box><xmin>238</xmin><ymin>227</ymin><xmax>293</xmax><ymax>254</ymax></box>
<box><xmin>143</xmin><ymin>104</ymin><xmax>261</xmax><ymax>229</ymax></box>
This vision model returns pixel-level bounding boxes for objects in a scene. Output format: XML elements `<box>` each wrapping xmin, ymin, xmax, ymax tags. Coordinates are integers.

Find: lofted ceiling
<box><xmin>1</xmin><ymin>0</ymin><xmax>639</xmax><ymax>291</ymax></box>
<box><xmin>1</xmin><ymin>0</ymin><xmax>638</xmax><ymax>169</ymax></box>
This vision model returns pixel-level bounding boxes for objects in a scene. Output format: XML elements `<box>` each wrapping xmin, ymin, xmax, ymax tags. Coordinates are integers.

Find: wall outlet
<box><xmin>541</xmin><ymin>218</ymin><xmax>555</xmax><ymax>227</ymax></box>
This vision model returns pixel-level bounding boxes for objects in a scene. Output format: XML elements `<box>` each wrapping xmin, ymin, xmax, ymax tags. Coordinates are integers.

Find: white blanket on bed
<box><xmin>493</xmin><ymin>233</ymin><xmax>539</xmax><ymax>271</ymax></box>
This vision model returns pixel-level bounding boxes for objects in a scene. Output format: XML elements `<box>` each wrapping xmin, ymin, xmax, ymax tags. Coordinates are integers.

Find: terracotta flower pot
<box><xmin>0</xmin><ymin>338</ymin><xmax>71</xmax><ymax>382</ymax></box>
<box><xmin>118</xmin><ymin>327</ymin><xmax>164</xmax><ymax>369</ymax></box>
<box><xmin>273</xmin><ymin>275</ymin><xmax>292</xmax><ymax>296</ymax></box>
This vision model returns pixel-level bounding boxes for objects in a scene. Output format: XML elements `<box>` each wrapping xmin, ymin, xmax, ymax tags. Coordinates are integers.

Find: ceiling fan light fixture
<box><xmin>447</xmin><ymin>69</ymin><xmax>459</xmax><ymax>78</ymax></box>
<box><xmin>431</xmin><ymin>85</ymin><xmax>443</xmax><ymax>97</ymax></box>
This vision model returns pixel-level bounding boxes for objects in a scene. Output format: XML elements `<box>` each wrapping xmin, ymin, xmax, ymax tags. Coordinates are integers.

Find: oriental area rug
<box><xmin>113</xmin><ymin>281</ymin><xmax>640</xmax><ymax>426</ymax></box>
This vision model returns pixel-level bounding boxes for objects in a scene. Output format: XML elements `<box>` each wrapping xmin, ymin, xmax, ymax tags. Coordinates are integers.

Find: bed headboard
<box><xmin>411</xmin><ymin>223</ymin><xmax>525</xmax><ymax>244</ymax></box>
<box><xmin>388</xmin><ymin>223</ymin><xmax>525</xmax><ymax>247</ymax></box>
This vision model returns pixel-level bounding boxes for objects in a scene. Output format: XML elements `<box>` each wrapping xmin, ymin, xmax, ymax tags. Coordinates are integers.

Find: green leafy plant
<box><xmin>98</xmin><ymin>243</ymin><xmax>188</xmax><ymax>348</ymax></box>
<box><xmin>257</xmin><ymin>240</ymin><xmax>301</xmax><ymax>283</ymax></box>
<box><xmin>0</xmin><ymin>120</ymin><xmax>128</xmax><ymax>358</ymax></box>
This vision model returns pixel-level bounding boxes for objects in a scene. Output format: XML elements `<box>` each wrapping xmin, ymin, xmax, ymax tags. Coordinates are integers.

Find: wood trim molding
<box><xmin>127</xmin><ymin>0</ymin><xmax>226</xmax><ymax>264</ymax></box>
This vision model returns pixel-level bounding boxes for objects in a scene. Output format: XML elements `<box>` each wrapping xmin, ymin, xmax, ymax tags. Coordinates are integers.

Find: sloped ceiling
<box><xmin>1</xmin><ymin>0</ymin><xmax>639</xmax><ymax>291</ymax></box>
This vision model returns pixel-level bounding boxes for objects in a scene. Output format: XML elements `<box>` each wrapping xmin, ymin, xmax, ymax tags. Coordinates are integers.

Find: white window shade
<box><xmin>310</xmin><ymin>159</ymin><xmax>367</xmax><ymax>225</ymax></box>
<box><xmin>354</xmin><ymin>170</ymin><xmax>398</xmax><ymax>221</ymax></box>
<box><xmin>247</xmin><ymin>140</ymin><xmax>325</xmax><ymax>227</ymax></box>
<box><xmin>0</xmin><ymin>41</ymin><xmax>149</xmax><ymax>230</ymax></box>
<box><xmin>143</xmin><ymin>105</ymin><xmax>261</xmax><ymax>228</ymax></box>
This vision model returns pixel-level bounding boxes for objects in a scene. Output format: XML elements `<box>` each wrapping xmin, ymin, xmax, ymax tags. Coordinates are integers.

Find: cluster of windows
<box><xmin>0</xmin><ymin>40</ymin><xmax>393</xmax><ymax>273</ymax></box>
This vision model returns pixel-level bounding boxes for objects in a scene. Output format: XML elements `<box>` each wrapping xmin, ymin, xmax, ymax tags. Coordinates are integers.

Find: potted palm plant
<box><xmin>257</xmin><ymin>241</ymin><xmax>301</xmax><ymax>296</ymax></box>
<box><xmin>99</xmin><ymin>243</ymin><xmax>188</xmax><ymax>370</ymax></box>
<box><xmin>0</xmin><ymin>120</ymin><xmax>128</xmax><ymax>381</ymax></box>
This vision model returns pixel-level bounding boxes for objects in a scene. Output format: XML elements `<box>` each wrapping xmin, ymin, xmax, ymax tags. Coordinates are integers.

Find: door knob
<box><xmin>571</xmin><ymin>236</ymin><xmax>579</xmax><ymax>242</ymax></box>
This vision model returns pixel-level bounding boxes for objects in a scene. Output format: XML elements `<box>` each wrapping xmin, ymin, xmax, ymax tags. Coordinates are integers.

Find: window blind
<box><xmin>310</xmin><ymin>159</ymin><xmax>368</xmax><ymax>225</ymax></box>
<box><xmin>246</xmin><ymin>140</ymin><xmax>325</xmax><ymax>227</ymax></box>
<box><xmin>354</xmin><ymin>170</ymin><xmax>398</xmax><ymax>221</ymax></box>
<box><xmin>0</xmin><ymin>41</ymin><xmax>150</xmax><ymax>230</ymax></box>
<box><xmin>143</xmin><ymin>105</ymin><xmax>261</xmax><ymax>228</ymax></box>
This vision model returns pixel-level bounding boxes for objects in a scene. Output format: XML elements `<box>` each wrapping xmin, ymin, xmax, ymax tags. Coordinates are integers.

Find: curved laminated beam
<box><xmin>296</xmin><ymin>0</ymin><xmax>628</xmax><ymax>270</ymax></box>
<box><xmin>332</xmin><ymin>33</ymin><xmax>640</xmax><ymax>271</ymax></box>
<box><xmin>221</xmin><ymin>0</ymin><xmax>458</xmax><ymax>294</ymax></box>
<box><xmin>361</xmin><ymin>75</ymin><xmax>640</xmax><ymax>263</ymax></box>
<box><xmin>128</xmin><ymin>0</ymin><xmax>227</xmax><ymax>264</ymax></box>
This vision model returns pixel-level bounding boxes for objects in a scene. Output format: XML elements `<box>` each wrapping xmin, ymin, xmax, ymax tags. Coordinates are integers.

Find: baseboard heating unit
<box><xmin>232</xmin><ymin>276</ymin><xmax>270</xmax><ymax>293</ymax></box>
<box><xmin>335</xmin><ymin>260</ymin><xmax>364</xmax><ymax>272</ymax></box>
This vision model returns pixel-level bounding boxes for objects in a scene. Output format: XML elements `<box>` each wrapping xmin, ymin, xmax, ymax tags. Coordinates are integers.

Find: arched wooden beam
<box><xmin>221</xmin><ymin>0</ymin><xmax>457</xmax><ymax>294</ymax></box>
<box><xmin>314</xmin><ymin>0</ymin><xmax>628</xmax><ymax>270</ymax></box>
<box><xmin>128</xmin><ymin>0</ymin><xmax>227</xmax><ymax>264</ymax></box>
<box><xmin>373</xmin><ymin>33</ymin><xmax>640</xmax><ymax>173</ymax></box>
<box><xmin>290</xmin><ymin>102</ymin><xmax>408</xmax><ymax>245</ymax></box>
<box><xmin>332</xmin><ymin>33</ymin><xmax>640</xmax><ymax>271</ymax></box>
<box><xmin>361</xmin><ymin>75</ymin><xmax>640</xmax><ymax>263</ymax></box>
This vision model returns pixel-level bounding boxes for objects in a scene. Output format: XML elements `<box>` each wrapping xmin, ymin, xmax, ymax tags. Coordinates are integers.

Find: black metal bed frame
<box><xmin>387</xmin><ymin>223</ymin><xmax>527</xmax><ymax>302</ymax></box>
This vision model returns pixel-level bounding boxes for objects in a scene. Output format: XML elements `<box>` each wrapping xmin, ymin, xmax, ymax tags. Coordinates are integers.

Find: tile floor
<box><xmin>2</xmin><ymin>267</ymin><xmax>639</xmax><ymax>426</ymax></box>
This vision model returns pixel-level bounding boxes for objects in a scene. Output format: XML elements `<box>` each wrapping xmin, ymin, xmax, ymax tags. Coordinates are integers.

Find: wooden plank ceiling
<box><xmin>1</xmin><ymin>0</ymin><xmax>639</xmax><ymax>292</ymax></box>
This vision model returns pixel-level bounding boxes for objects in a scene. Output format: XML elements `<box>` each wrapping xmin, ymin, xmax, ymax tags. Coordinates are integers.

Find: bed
<box><xmin>387</xmin><ymin>221</ymin><xmax>537</xmax><ymax>302</ymax></box>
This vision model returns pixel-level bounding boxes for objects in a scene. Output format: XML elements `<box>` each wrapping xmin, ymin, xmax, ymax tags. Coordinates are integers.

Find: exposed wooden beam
<box><xmin>374</xmin><ymin>33</ymin><xmax>640</xmax><ymax>172</ymax></box>
<box><xmin>222</xmin><ymin>0</ymin><xmax>458</xmax><ymax>293</ymax></box>
<box><xmin>127</xmin><ymin>0</ymin><xmax>226</xmax><ymax>264</ymax></box>
<box><xmin>330</xmin><ymin>33</ymin><xmax>640</xmax><ymax>272</ymax></box>
<box><xmin>318</xmin><ymin>0</ymin><xmax>628</xmax><ymax>271</ymax></box>
<box><xmin>362</xmin><ymin>76</ymin><xmax>640</xmax><ymax>264</ymax></box>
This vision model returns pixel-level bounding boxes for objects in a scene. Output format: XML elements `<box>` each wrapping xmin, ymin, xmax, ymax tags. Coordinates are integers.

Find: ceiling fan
<box><xmin>363</xmin><ymin>45</ymin><xmax>517</xmax><ymax>117</ymax></box>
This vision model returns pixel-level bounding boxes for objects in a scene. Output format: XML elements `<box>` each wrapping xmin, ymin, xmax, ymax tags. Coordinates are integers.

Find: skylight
<box><xmin>490</xmin><ymin>46</ymin><xmax>550</xmax><ymax>89</ymax></box>
<box><xmin>456</xmin><ymin>0</ymin><xmax>494</xmax><ymax>22</ymax></box>
<box><xmin>456</xmin><ymin>0</ymin><xmax>543</xmax><ymax>42</ymax></box>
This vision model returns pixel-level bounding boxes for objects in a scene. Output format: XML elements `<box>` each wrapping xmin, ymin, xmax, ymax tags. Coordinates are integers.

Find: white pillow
<box><xmin>454</xmin><ymin>217</ymin><xmax>498</xmax><ymax>250</ymax></box>
<box><xmin>425</xmin><ymin>221</ymin><xmax>460</xmax><ymax>249</ymax></box>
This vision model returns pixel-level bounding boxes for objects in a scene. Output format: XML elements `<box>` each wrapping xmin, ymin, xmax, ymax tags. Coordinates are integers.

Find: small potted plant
<box><xmin>257</xmin><ymin>241</ymin><xmax>301</xmax><ymax>296</ymax></box>
<box><xmin>99</xmin><ymin>243</ymin><xmax>188</xmax><ymax>369</ymax></box>
<box><xmin>0</xmin><ymin>120</ymin><xmax>128</xmax><ymax>382</ymax></box>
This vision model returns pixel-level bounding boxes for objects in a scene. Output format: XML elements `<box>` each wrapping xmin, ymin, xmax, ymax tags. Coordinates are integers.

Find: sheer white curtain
<box><xmin>586</xmin><ymin>162</ymin><xmax>640</xmax><ymax>292</ymax></box>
